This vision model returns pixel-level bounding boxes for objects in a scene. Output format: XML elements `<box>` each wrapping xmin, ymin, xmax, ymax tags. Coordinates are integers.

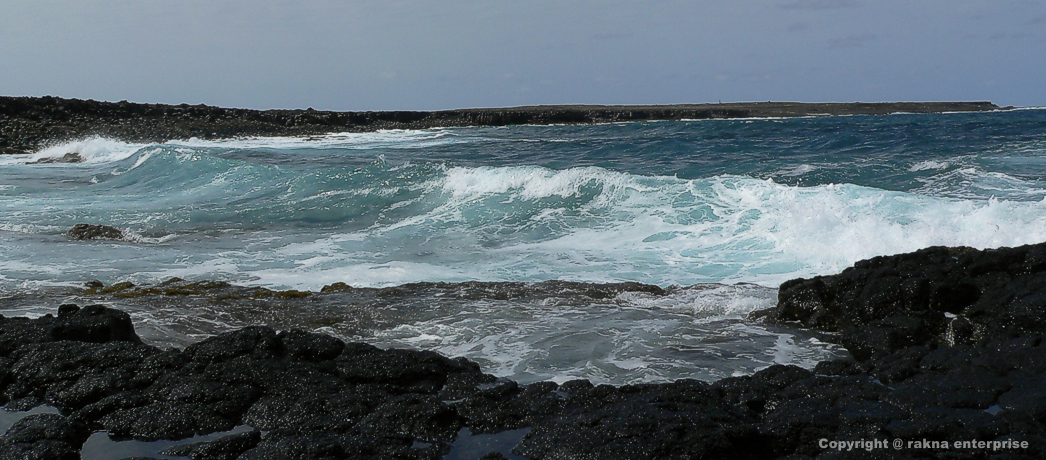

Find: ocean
<box><xmin>2</xmin><ymin>109</ymin><xmax>1045</xmax><ymax>385</ymax></box>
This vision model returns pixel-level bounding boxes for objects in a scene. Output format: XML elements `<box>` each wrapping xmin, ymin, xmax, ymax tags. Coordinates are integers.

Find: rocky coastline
<box><xmin>2</xmin><ymin>242</ymin><xmax>1046</xmax><ymax>459</ymax></box>
<box><xmin>0</xmin><ymin>96</ymin><xmax>1003</xmax><ymax>155</ymax></box>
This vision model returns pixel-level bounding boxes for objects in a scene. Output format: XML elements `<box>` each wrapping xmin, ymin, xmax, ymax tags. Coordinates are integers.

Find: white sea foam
<box><xmin>365</xmin><ymin>288</ymin><xmax>844</xmax><ymax>384</ymax></box>
<box><xmin>910</xmin><ymin>160</ymin><xmax>950</xmax><ymax>171</ymax></box>
<box><xmin>618</xmin><ymin>284</ymin><xmax>777</xmax><ymax>319</ymax></box>
<box><xmin>0</xmin><ymin>222</ymin><xmax>59</xmax><ymax>234</ymax></box>
<box><xmin>164</xmin><ymin>129</ymin><xmax>460</xmax><ymax>151</ymax></box>
<box><xmin>0</xmin><ymin>129</ymin><xmax>463</xmax><ymax>167</ymax></box>
<box><xmin>11</xmin><ymin>137</ymin><xmax>146</xmax><ymax>165</ymax></box>
<box><xmin>140</xmin><ymin>168</ymin><xmax>1046</xmax><ymax>291</ymax></box>
<box><xmin>706</xmin><ymin>178</ymin><xmax>1046</xmax><ymax>282</ymax></box>
<box><xmin>776</xmin><ymin>164</ymin><xmax>819</xmax><ymax>176</ymax></box>
<box><xmin>437</xmin><ymin>165</ymin><xmax>649</xmax><ymax>202</ymax></box>
<box><xmin>241</xmin><ymin>261</ymin><xmax>472</xmax><ymax>290</ymax></box>
<box><xmin>4</xmin><ymin>137</ymin><xmax>1046</xmax><ymax>292</ymax></box>
<box><xmin>913</xmin><ymin>167</ymin><xmax>1046</xmax><ymax>200</ymax></box>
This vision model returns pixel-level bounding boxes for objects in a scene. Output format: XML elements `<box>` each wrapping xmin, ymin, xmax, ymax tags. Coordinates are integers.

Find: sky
<box><xmin>2</xmin><ymin>0</ymin><xmax>1044</xmax><ymax>110</ymax></box>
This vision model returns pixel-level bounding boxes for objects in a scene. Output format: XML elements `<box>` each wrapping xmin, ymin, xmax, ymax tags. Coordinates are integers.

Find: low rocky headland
<box><xmin>0</xmin><ymin>96</ymin><xmax>1003</xmax><ymax>155</ymax></box>
<box><xmin>2</xmin><ymin>242</ymin><xmax>1046</xmax><ymax>459</ymax></box>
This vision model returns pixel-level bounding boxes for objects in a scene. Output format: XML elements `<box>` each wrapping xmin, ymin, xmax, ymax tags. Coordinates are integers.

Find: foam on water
<box><xmin>355</xmin><ymin>285</ymin><xmax>842</xmax><ymax>385</ymax></box>
<box><xmin>910</xmin><ymin>160</ymin><xmax>950</xmax><ymax>172</ymax></box>
<box><xmin>4</xmin><ymin>150</ymin><xmax>1046</xmax><ymax>290</ymax></box>
<box><xmin>0</xmin><ymin>129</ymin><xmax>468</xmax><ymax>169</ymax></box>
<box><xmin>0</xmin><ymin>137</ymin><xmax>146</xmax><ymax>165</ymax></box>
<box><xmin>164</xmin><ymin>129</ymin><xmax>460</xmax><ymax>150</ymax></box>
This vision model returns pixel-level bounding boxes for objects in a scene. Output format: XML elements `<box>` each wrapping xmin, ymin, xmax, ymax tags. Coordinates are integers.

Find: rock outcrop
<box><xmin>66</xmin><ymin>224</ymin><xmax>124</xmax><ymax>241</ymax></box>
<box><xmin>765</xmin><ymin>243</ymin><xmax>1046</xmax><ymax>360</ymax></box>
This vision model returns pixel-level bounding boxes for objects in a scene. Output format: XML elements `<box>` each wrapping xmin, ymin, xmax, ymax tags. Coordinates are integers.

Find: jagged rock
<box><xmin>0</xmin><ymin>304</ymin><xmax>141</xmax><ymax>358</ymax></box>
<box><xmin>66</xmin><ymin>223</ymin><xmax>124</xmax><ymax>240</ymax></box>
<box><xmin>52</xmin><ymin>303</ymin><xmax>141</xmax><ymax>343</ymax></box>
<box><xmin>28</xmin><ymin>152</ymin><xmax>84</xmax><ymax>164</ymax></box>
<box><xmin>764</xmin><ymin>243</ymin><xmax>1046</xmax><ymax>359</ymax></box>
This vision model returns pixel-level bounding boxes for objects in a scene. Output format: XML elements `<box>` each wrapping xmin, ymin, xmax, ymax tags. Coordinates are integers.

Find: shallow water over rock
<box><xmin>1</xmin><ymin>280</ymin><xmax>846</xmax><ymax>385</ymax></box>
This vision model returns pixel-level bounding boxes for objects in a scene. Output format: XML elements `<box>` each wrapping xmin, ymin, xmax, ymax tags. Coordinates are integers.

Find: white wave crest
<box><xmin>909</xmin><ymin>160</ymin><xmax>949</xmax><ymax>171</ymax></box>
<box><xmin>20</xmin><ymin>137</ymin><xmax>145</xmax><ymax>165</ymax></box>
<box><xmin>438</xmin><ymin>165</ymin><xmax>651</xmax><ymax>202</ymax></box>
<box><xmin>164</xmin><ymin>129</ymin><xmax>459</xmax><ymax>151</ymax></box>
<box><xmin>220</xmin><ymin>169</ymin><xmax>1046</xmax><ymax>291</ymax></box>
<box><xmin>0</xmin><ymin>129</ymin><xmax>463</xmax><ymax>167</ymax></box>
<box><xmin>699</xmin><ymin>177</ymin><xmax>1046</xmax><ymax>282</ymax></box>
<box><xmin>776</xmin><ymin>164</ymin><xmax>819</xmax><ymax>176</ymax></box>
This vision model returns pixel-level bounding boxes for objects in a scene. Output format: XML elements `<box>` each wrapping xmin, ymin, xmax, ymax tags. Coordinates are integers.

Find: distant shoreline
<box><xmin>0</xmin><ymin>96</ymin><xmax>1004</xmax><ymax>155</ymax></box>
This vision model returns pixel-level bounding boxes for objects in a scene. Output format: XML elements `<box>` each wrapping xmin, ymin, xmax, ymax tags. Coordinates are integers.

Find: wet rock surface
<box><xmin>2</xmin><ymin>244</ymin><xmax>1046</xmax><ymax>458</ymax></box>
<box><xmin>766</xmin><ymin>244</ymin><xmax>1046</xmax><ymax>359</ymax></box>
<box><xmin>0</xmin><ymin>95</ymin><xmax>1000</xmax><ymax>154</ymax></box>
<box><xmin>81</xmin><ymin>277</ymin><xmax>669</xmax><ymax>303</ymax></box>
<box><xmin>28</xmin><ymin>151</ymin><xmax>84</xmax><ymax>164</ymax></box>
<box><xmin>0</xmin><ymin>413</ymin><xmax>90</xmax><ymax>460</ymax></box>
<box><xmin>66</xmin><ymin>223</ymin><xmax>125</xmax><ymax>241</ymax></box>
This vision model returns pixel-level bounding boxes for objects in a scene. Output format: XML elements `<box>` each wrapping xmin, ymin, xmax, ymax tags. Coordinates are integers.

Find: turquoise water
<box><xmin>3</xmin><ymin>110</ymin><xmax>1045</xmax><ymax>289</ymax></box>
<box><xmin>1</xmin><ymin>109</ymin><xmax>1044</xmax><ymax>384</ymax></box>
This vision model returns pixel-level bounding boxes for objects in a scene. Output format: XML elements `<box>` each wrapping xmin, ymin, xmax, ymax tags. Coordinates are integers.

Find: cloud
<box><xmin>828</xmin><ymin>34</ymin><xmax>877</xmax><ymax>49</ymax></box>
<box><xmin>779</xmin><ymin>0</ymin><xmax>860</xmax><ymax>10</ymax></box>
<box><xmin>786</xmin><ymin>22</ymin><xmax>809</xmax><ymax>32</ymax></box>
<box><xmin>1027</xmin><ymin>15</ymin><xmax>1046</xmax><ymax>26</ymax></box>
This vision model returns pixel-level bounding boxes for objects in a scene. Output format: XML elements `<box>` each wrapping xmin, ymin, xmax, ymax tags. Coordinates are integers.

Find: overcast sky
<box><xmin>2</xmin><ymin>0</ymin><xmax>1044</xmax><ymax>110</ymax></box>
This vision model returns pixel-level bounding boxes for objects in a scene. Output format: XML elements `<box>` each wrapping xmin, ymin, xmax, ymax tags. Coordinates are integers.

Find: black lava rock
<box><xmin>766</xmin><ymin>243</ymin><xmax>1046</xmax><ymax>358</ymax></box>
<box><xmin>162</xmin><ymin>430</ymin><xmax>262</xmax><ymax>460</ymax></box>
<box><xmin>28</xmin><ymin>152</ymin><xmax>84</xmax><ymax>164</ymax></box>
<box><xmin>6</xmin><ymin>234</ymin><xmax>1046</xmax><ymax>460</ymax></box>
<box><xmin>66</xmin><ymin>223</ymin><xmax>124</xmax><ymax>241</ymax></box>
<box><xmin>0</xmin><ymin>413</ymin><xmax>90</xmax><ymax>460</ymax></box>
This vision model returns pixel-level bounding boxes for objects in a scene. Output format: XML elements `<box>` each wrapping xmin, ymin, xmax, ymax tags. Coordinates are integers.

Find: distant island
<box><xmin>0</xmin><ymin>96</ymin><xmax>1004</xmax><ymax>155</ymax></box>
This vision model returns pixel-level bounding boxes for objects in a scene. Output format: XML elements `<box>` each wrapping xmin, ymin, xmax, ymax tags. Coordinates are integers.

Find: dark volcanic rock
<box><xmin>6</xmin><ymin>236</ymin><xmax>1046</xmax><ymax>460</ymax></box>
<box><xmin>28</xmin><ymin>152</ymin><xmax>84</xmax><ymax>164</ymax></box>
<box><xmin>766</xmin><ymin>243</ymin><xmax>1046</xmax><ymax>359</ymax></box>
<box><xmin>162</xmin><ymin>430</ymin><xmax>262</xmax><ymax>460</ymax></box>
<box><xmin>514</xmin><ymin>380</ymin><xmax>766</xmax><ymax>460</ymax></box>
<box><xmin>748</xmin><ymin>242</ymin><xmax>1046</xmax><ymax>458</ymax></box>
<box><xmin>0</xmin><ymin>413</ymin><xmax>90</xmax><ymax>460</ymax></box>
<box><xmin>0</xmin><ymin>304</ymin><xmax>141</xmax><ymax>358</ymax></box>
<box><xmin>66</xmin><ymin>223</ymin><xmax>124</xmax><ymax>241</ymax></box>
<box><xmin>0</xmin><ymin>305</ymin><xmax>495</xmax><ymax>457</ymax></box>
<box><xmin>52</xmin><ymin>303</ymin><xmax>141</xmax><ymax>343</ymax></box>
